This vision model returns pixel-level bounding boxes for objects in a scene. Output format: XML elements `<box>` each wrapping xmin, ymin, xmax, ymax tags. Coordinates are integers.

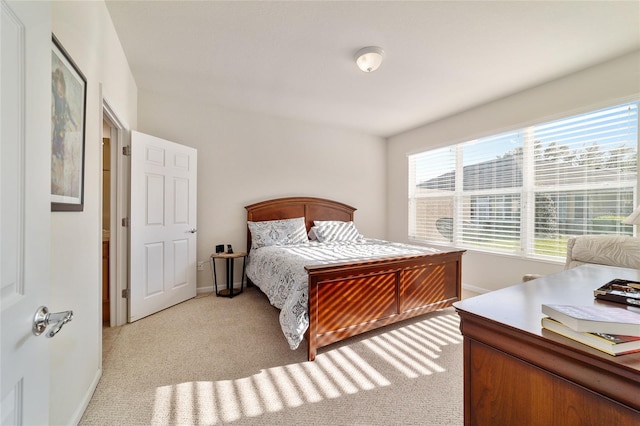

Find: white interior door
<box><xmin>130</xmin><ymin>131</ymin><xmax>197</xmax><ymax>321</ymax></box>
<box><xmin>1</xmin><ymin>1</ymin><xmax>51</xmax><ymax>424</ymax></box>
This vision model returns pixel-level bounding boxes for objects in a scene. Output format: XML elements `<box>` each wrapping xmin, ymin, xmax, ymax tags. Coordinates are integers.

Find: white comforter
<box><xmin>245</xmin><ymin>239</ymin><xmax>440</xmax><ymax>350</ymax></box>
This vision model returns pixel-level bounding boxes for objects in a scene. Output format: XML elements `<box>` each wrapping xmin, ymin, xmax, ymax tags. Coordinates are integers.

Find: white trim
<box><xmin>462</xmin><ymin>283</ymin><xmax>491</xmax><ymax>295</ymax></box>
<box><xmin>197</xmin><ymin>285</ymin><xmax>214</xmax><ymax>294</ymax></box>
<box><xmin>102</xmin><ymin>96</ymin><xmax>129</xmax><ymax>327</ymax></box>
<box><xmin>70</xmin><ymin>369</ymin><xmax>102</xmax><ymax>425</ymax></box>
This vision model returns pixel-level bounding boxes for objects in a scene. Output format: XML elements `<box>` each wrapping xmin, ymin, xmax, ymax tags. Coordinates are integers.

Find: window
<box><xmin>408</xmin><ymin>102</ymin><xmax>638</xmax><ymax>259</ymax></box>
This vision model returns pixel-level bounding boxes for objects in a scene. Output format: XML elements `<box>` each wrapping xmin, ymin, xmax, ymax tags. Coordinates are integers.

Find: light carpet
<box><xmin>80</xmin><ymin>286</ymin><xmax>464</xmax><ymax>425</ymax></box>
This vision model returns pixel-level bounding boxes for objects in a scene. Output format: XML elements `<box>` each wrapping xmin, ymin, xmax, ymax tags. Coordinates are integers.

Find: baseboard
<box><xmin>71</xmin><ymin>367</ymin><xmax>102</xmax><ymax>425</ymax></box>
<box><xmin>197</xmin><ymin>285</ymin><xmax>214</xmax><ymax>294</ymax></box>
<box><xmin>462</xmin><ymin>283</ymin><xmax>491</xmax><ymax>295</ymax></box>
<box><xmin>197</xmin><ymin>281</ymin><xmax>244</xmax><ymax>295</ymax></box>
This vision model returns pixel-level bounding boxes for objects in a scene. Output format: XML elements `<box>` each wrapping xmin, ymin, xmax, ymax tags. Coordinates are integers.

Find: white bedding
<box><xmin>245</xmin><ymin>239</ymin><xmax>441</xmax><ymax>350</ymax></box>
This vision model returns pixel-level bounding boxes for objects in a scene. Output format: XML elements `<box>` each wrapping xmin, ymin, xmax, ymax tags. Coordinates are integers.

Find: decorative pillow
<box><xmin>310</xmin><ymin>220</ymin><xmax>349</xmax><ymax>241</ymax></box>
<box><xmin>248</xmin><ymin>217</ymin><xmax>308</xmax><ymax>250</ymax></box>
<box><xmin>308</xmin><ymin>226</ymin><xmax>319</xmax><ymax>241</ymax></box>
<box><xmin>314</xmin><ymin>220</ymin><xmax>346</xmax><ymax>227</ymax></box>
<box><xmin>314</xmin><ymin>221</ymin><xmax>362</xmax><ymax>243</ymax></box>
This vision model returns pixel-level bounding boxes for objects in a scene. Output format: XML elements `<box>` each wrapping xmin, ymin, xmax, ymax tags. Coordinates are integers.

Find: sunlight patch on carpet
<box><xmin>151</xmin><ymin>312</ymin><xmax>462</xmax><ymax>424</ymax></box>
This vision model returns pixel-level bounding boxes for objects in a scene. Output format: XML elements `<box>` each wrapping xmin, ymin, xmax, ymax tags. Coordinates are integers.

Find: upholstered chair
<box><xmin>523</xmin><ymin>235</ymin><xmax>640</xmax><ymax>282</ymax></box>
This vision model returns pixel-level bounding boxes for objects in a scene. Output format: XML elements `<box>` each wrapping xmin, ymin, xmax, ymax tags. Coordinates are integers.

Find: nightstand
<box><xmin>210</xmin><ymin>252</ymin><xmax>247</xmax><ymax>298</ymax></box>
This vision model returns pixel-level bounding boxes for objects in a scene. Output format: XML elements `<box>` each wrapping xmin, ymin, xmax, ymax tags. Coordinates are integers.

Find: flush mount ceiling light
<box><xmin>354</xmin><ymin>46</ymin><xmax>384</xmax><ymax>73</ymax></box>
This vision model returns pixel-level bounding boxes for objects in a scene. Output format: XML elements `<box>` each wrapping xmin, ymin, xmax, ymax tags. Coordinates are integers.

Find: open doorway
<box><xmin>101</xmin><ymin>99</ymin><xmax>129</xmax><ymax>334</ymax></box>
<box><xmin>102</xmin><ymin>129</ymin><xmax>111</xmax><ymax>324</ymax></box>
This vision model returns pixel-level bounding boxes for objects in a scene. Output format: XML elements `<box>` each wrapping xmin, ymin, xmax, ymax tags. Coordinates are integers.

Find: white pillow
<box><xmin>308</xmin><ymin>226</ymin><xmax>319</xmax><ymax>241</ymax></box>
<box><xmin>310</xmin><ymin>220</ymin><xmax>349</xmax><ymax>241</ymax></box>
<box><xmin>314</xmin><ymin>220</ymin><xmax>346</xmax><ymax>226</ymax></box>
<box><xmin>248</xmin><ymin>217</ymin><xmax>308</xmax><ymax>250</ymax></box>
<box><xmin>313</xmin><ymin>221</ymin><xmax>362</xmax><ymax>243</ymax></box>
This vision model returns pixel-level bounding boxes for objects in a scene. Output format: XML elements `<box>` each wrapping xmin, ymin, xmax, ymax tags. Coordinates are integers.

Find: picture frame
<box><xmin>51</xmin><ymin>34</ymin><xmax>86</xmax><ymax>211</ymax></box>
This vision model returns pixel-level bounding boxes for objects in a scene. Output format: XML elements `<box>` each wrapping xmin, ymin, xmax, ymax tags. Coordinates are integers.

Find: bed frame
<box><xmin>245</xmin><ymin>197</ymin><xmax>465</xmax><ymax>361</ymax></box>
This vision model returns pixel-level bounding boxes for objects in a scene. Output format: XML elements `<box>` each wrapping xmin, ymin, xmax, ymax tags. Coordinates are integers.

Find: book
<box><xmin>593</xmin><ymin>278</ymin><xmax>640</xmax><ymax>307</ymax></box>
<box><xmin>541</xmin><ymin>303</ymin><xmax>640</xmax><ymax>336</ymax></box>
<box><xmin>541</xmin><ymin>317</ymin><xmax>640</xmax><ymax>356</ymax></box>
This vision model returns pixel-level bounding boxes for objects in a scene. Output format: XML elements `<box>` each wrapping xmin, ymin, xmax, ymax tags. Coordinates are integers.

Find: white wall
<box><xmin>43</xmin><ymin>5</ymin><xmax>638</xmax><ymax>422</ymax></box>
<box><xmin>51</xmin><ymin>2</ymin><xmax>137</xmax><ymax>424</ymax></box>
<box><xmin>387</xmin><ymin>50</ymin><xmax>640</xmax><ymax>293</ymax></box>
<box><xmin>138</xmin><ymin>90</ymin><xmax>386</xmax><ymax>291</ymax></box>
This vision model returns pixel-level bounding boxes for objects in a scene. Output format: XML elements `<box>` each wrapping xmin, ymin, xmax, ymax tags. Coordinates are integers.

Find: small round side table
<box><xmin>210</xmin><ymin>251</ymin><xmax>247</xmax><ymax>298</ymax></box>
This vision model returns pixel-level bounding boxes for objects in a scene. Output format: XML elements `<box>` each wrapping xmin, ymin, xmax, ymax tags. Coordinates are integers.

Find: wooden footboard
<box><xmin>245</xmin><ymin>197</ymin><xmax>465</xmax><ymax>361</ymax></box>
<box><xmin>305</xmin><ymin>249</ymin><xmax>464</xmax><ymax>361</ymax></box>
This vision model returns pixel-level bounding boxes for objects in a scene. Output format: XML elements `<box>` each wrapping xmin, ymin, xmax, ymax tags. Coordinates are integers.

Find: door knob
<box><xmin>33</xmin><ymin>306</ymin><xmax>73</xmax><ymax>338</ymax></box>
<box><xmin>187</xmin><ymin>228</ymin><xmax>197</xmax><ymax>233</ymax></box>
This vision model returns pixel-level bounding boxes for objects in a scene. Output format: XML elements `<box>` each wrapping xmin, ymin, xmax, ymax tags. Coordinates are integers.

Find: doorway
<box><xmin>101</xmin><ymin>99</ymin><xmax>129</xmax><ymax>333</ymax></box>
<box><xmin>102</xmin><ymin>132</ymin><xmax>111</xmax><ymax>324</ymax></box>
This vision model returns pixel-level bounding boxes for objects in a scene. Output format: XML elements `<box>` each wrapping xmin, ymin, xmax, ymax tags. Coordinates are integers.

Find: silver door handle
<box><xmin>33</xmin><ymin>306</ymin><xmax>73</xmax><ymax>338</ymax></box>
<box><xmin>187</xmin><ymin>228</ymin><xmax>197</xmax><ymax>233</ymax></box>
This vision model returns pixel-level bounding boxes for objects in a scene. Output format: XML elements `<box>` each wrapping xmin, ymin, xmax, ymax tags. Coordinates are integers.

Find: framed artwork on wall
<box><xmin>51</xmin><ymin>34</ymin><xmax>86</xmax><ymax>211</ymax></box>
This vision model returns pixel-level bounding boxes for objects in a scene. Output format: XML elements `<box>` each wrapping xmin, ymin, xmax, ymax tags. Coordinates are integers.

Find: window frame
<box><xmin>408</xmin><ymin>101</ymin><xmax>639</xmax><ymax>261</ymax></box>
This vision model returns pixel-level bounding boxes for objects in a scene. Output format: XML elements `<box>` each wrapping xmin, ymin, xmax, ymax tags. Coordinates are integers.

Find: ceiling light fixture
<box><xmin>354</xmin><ymin>46</ymin><xmax>384</xmax><ymax>73</ymax></box>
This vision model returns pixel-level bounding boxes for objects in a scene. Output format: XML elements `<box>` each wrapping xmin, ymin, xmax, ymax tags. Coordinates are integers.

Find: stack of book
<box><xmin>541</xmin><ymin>303</ymin><xmax>640</xmax><ymax>356</ymax></box>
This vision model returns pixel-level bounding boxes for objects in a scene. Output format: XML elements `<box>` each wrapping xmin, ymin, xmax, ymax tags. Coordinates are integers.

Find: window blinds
<box><xmin>409</xmin><ymin>101</ymin><xmax>638</xmax><ymax>259</ymax></box>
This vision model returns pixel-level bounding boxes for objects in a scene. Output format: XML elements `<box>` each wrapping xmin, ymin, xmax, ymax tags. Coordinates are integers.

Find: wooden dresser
<box><xmin>454</xmin><ymin>264</ymin><xmax>640</xmax><ymax>426</ymax></box>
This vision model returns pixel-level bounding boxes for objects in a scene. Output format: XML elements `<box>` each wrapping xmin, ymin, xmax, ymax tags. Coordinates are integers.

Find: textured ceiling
<box><xmin>106</xmin><ymin>1</ymin><xmax>640</xmax><ymax>138</ymax></box>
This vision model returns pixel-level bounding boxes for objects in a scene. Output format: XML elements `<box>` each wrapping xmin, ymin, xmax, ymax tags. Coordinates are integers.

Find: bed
<box><xmin>245</xmin><ymin>196</ymin><xmax>465</xmax><ymax>361</ymax></box>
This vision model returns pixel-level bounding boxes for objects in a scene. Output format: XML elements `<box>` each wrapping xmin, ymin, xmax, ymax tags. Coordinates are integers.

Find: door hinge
<box><xmin>122</xmin><ymin>146</ymin><xmax>131</xmax><ymax>156</ymax></box>
<box><xmin>122</xmin><ymin>288</ymin><xmax>130</xmax><ymax>299</ymax></box>
<box><xmin>121</xmin><ymin>217</ymin><xmax>129</xmax><ymax>227</ymax></box>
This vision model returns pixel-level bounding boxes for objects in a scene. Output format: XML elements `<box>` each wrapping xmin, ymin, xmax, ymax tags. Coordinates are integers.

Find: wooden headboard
<box><xmin>245</xmin><ymin>197</ymin><xmax>356</xmax><ymax>251</ymax></box>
